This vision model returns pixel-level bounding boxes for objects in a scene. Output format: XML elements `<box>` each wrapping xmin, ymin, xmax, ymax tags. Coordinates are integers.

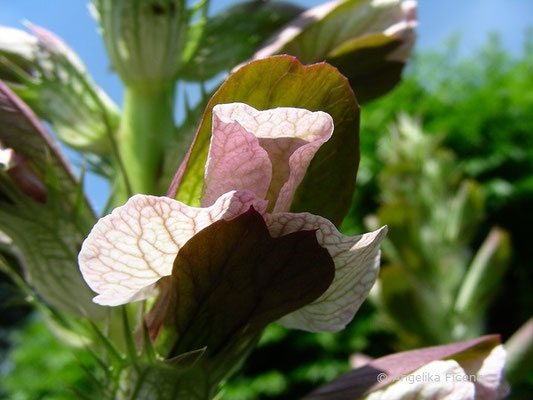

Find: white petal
<box><xmin>266</xmin><ymin>212</ymin><xmax>387</xmax><ymax>332</ymax></box>
<box><xmin>79</xmin><ymin>190</ymin><xmax>267</xmax><ymax>306</ymax></box>
<box><xmin>364</xmin><ymin>360</ymin><xmax>475</xmax><ymax>400</ymax></box>
<box><xmin>0</xmin><ymin>26</ymin><xmax>38</xmax><ymax>60</ymax></box>
<box><xmin>0</xmin><ymin>147</ymin><xmax>16</xmax><ymax>170</ymax></box>
<box><xmin>458</xmin><ymin>344</ymin><xmax>510</xmax><ymax>400</ymax></box>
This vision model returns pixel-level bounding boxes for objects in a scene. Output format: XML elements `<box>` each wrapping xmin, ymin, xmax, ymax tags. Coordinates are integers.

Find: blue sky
<box><xmin>1</xmin><ymin>0</ymin><xmax>532</xmax><ymax>213</ymax></box>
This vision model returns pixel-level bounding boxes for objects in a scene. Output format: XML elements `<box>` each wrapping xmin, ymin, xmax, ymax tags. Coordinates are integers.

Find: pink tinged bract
<box><xmin>78</xmin><ymin>190</ymin><xmax>267</xmax><ymax>306</ymax></box>
<box><xmin>202</xmin><ymin>103</ymin><xmax>334</xmax><ymax>213</ymax></box>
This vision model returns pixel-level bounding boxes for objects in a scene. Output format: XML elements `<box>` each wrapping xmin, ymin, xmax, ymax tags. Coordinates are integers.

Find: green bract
<box><xmin>0</xmin><ymin>82</ymin><xmax>104</xmax><ymax>318</ymax></box>
<box><xmin>0</xmin><ymin>25</ymin><xmax>119</xmax><ymax>156</ymax></box>
<box><xmin>249</xmin><ymin>0</ymin><xmax>417</xmax><ymax>103</ymax></box>
<box><xmin>91</xmin><ymin>0</ymin><xmax>190</xmax><ymax>90</ymax></box>
<box><xmin>170</xmin><ymin>55</ymin><xmax>361</xmax><ymax>226</ymax></box>
<box><xmin>179</xmin><ymin>1</ymin><xmax>304</xmax><ymax>81</ymax></box>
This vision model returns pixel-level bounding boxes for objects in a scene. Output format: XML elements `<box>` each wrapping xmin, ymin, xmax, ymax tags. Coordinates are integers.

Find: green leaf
<box><xmin>170</xmin><ymin>56</ymin><xmax>360</xmax><ymax>226</ymax></box>
<box><xmin>454</xmin><ymin>227</ymin><xmax>511</xmax><ymax>318</ymax></box>
<box><xmin>505</xmin><ymin>317</ymin><xmax>533</xmax><ymax>383</ymax></box>
<box><xmin>164</xmin><ymin>347</ymin><xmax>207</xmax><ymax>371</ymax></box>
<box><xmin>179</xmin><ymin>1</ymin><xmax>303</xmax><ymax>81</ymax></box>
<box><xmin>0</xmin><ymin>82</ymin><xmax>104</xmax><ymax>319</ymax></box>
<box><xmin>167</xmin><ymin>207</ymin><xmax>334</xmax><ymax>358</ymax></box>
<box><xmin>122</xmin><ymin>362</ymin><xmax>212</xmax><ymax>400</ymax></box>
<box><xmin>378</xmin><ymin>265</ymin><xmax>427</xmax><ymax>342</ymax></box>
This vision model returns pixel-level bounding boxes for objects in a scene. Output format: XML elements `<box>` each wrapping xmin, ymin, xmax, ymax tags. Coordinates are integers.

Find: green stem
<box><xmin>115</xmin><ymin>85</ymin><xmax>176</xmax><ymax>202</ymax></box>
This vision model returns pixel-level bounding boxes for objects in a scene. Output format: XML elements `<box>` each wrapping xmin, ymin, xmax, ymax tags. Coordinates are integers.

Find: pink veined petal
<box><xmin>202</xmin><ymin>109</ymin><xmax>272</xmax><ymax>207</ymax></box>
<box><xmin>207</xmin><ymin>103</ymin><xmax>333</xmax><ymax>212</ymax></box>
<box><xmin>78</xmin><ymin>190</ymin><xmax>267</xmax><ymax>306</ymax></box>
<box><xmin>272</xmin><ymin>134</ymin><xmax>328</xmax><ymax>213</ymax></box>
<box><xmin>266</xmin><ymin>212</ymin><xmax>387</xmax><ymax>332</ymax></box>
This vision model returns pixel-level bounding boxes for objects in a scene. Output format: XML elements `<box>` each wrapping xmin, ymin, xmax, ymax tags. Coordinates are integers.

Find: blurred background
<box><xmin>1</xmin><ymin>1</ymin><xmax>532</xmax><ymax>399</ymax></box>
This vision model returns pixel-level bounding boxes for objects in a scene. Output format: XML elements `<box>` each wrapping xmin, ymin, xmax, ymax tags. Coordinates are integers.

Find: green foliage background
<box><xmin>2</xmin><ymin>33</ymin><xmax>533</xmax><ymax>399</ymax></box>
<box><xmin>351</xmin><ymin>33</ymin><xmax>533</xmax><ymax>338</ymax></box>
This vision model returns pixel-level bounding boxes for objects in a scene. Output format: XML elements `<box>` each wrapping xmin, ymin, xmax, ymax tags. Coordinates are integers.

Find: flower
<box><xmin>78</xmin><ymin>103</ymin><xmax>386</xmax><ymax>332</ymax></box>
<box><xmin>305</xmin><ymin>335</ymin><xmax>509</xmax><ymax>400</ymax></box>
<box><xmin>362</xmin><ymin>344</ymin><xmax>509</xmax><ymax>400</ymax></box>
<box><xmin>202</xmin><ymin>102</ymin><xmax>333</xmax><ymax>213</ymax></box>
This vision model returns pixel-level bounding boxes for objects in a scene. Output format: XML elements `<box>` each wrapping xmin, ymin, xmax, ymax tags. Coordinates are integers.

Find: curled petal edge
<box><xmin>78</xmin><ymin>190</ymin><xmax>267</xmax><ymax>306</ymax></box>
<box><xmin>267</xmin><ymin>212</ymin><xmax>387</xmax><ymax>332</ymax></box>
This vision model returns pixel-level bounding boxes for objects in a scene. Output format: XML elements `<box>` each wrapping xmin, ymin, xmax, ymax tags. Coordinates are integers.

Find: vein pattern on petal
<box><xmin>267</xmin><ymin>212</ymin><xmax>387</xmax><ymax>332</ymax></box>
<box><xmin>202</xmin><ymin>109</ymin><xmax>272</xmax><ymax>207</ymax></box>
<box><xmin>79</xmin><ymin>191</ymin><xmax>267</xmax><ymax>306</ymax></box>
<box><xmin>204</xmin><ymin>103</ymin><xmax>333</xmax><ymax>212</ymax></box>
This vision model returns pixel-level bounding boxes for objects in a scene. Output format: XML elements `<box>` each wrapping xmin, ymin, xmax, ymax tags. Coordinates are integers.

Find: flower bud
<box><xmin>91</xmin><ymin>0</ymin><xmax>189</xmax><ymax>89</ymax></box>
